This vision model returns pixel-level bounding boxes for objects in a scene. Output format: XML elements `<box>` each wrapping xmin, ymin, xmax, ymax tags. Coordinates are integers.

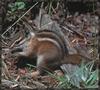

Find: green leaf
<box><xmin>8</xmin><ymin>3</ymin><xmax>14</xmax><ymax>8</ymax></box>
<box><xmin>70</xmin><ymin>76</ymin><xmax>81</xmax><ymax>88</ymax></box>
<box><xmin>27</xmin><ymin>64</ymin><xmax>36</xmax><ymax>68</ymax></box>
<box><xmin>15</xmin><ymin>2</ymin><xmax>25</xmax><ymax>10</ymax></box>
<box><xmin>85</xmin><ymin>84</ymin><xmax>99</xmax><ymax>88</ymax></box>
<box><xmin>8</xmin><ymin>3</ymin><xmax>17</xmax><ymax>12</ymax></box>
<box><xmin>86</xmin><ymin>69</ymin><xmax>99</xmax><ymax>85</ymax></box>
<box><xmin>85</xmin><ymin>60</ymin><xmax>94</xmax><ymax>72</ymax></box>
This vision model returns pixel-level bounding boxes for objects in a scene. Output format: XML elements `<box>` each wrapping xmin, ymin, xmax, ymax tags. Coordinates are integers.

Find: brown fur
<box><xmin>28</xmin><ymin>37</ymin><xmax>63</xmax><ymax>74</ymax></box>
<box><xmin>36</xmin><ymin>29</ymin><xmax>68</xmax><ymax>55</ymax></box>
<box><xmin>11</xmin><ymin>30</ymin><xmax>87</xmax><ymax>76</ymax></box>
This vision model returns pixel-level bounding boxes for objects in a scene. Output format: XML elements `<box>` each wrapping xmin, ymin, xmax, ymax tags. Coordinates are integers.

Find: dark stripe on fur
<box><xmin>36</xmin><ymin>29</ymin><xmax>68</xmax><ymax>56</ymax></box>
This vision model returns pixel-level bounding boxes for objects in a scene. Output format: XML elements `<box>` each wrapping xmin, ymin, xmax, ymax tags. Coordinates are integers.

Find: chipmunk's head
<box><xmin>10</xmin><ymin>31</ymin><xmax>37</xmax><ymax>57</ymax></box>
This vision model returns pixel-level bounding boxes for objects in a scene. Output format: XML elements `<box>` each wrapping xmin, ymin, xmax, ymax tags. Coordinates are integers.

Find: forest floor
<box><xmin>1</xmin><ymin>1</ymin><xmax>99</xmax><ymax>90</ymax></box>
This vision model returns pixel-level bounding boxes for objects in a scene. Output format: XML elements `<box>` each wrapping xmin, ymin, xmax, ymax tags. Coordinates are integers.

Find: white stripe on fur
<box><xmin>37</xmin><ymin>55</ymin><xmax>44</xmax><ymax>66</ymax></box>
<box><xmin>37</xmin><ymin>37</ymin><xmax>61</xmax><ymax>49</ymax></box>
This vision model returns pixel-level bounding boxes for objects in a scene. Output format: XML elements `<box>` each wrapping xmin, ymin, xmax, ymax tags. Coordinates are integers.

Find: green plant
<box><xmin>48</xmin><ymin>0</ymin><xmax>53</xmax><ymax>15</ymax></box>
<box><xmin>8</xmin><ymin>1</ymin><xmax>26</xmax><ymax>12</ymax></box>
<box><xmin>6</xmin><ymin>1</ymin><xmax>26</xmax><ymax>22</ymax></box>
<box><xmin>27</xmin><ymin>61</ymin><xmax>98</xmax><ymax>89</ymax></box>
<box><xmin>57</xmin><ymin>61</ymin><xmax>99</xmax><ymax>89</ymax></box>
<box><xmin>45</xmin><ymin>0</ymin><xmax>58</xmax><ymax>15</ymax></box>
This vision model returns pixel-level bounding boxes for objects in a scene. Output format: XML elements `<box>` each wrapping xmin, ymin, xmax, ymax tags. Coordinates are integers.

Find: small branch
<box><xmin>38</xmin><ymin>2</ymin><xmax>44</xmax><ymax>30</ymax></box>
<box><xmin>1</xmin><ymin>39</ymin><xmax>9</xmax><ymax>46</ymax></box>
<box><xmin>2</xmin><ymin>60</ymin><xmax>11</xmax><ymax>79</ymax></box>
<box><xmin>10</xmin><ymin>36</ymin><xmax>23</xmax><ymax>48</ymax></box>
<box><xmin>1</xmin><ymin>2</ymin><xmax>39</xmax><ymax>38</ymax></box>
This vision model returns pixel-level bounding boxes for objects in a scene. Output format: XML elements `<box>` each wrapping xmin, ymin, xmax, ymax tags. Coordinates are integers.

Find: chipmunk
<box><xmin>11</xmin><ymin>29</ymin><xmax>69</xmax><ymax>76</ymax></box>
<box><xmin>11</xmin><ymin>29</ymin><xmax>93</xmax><ymax>77</ymax></box>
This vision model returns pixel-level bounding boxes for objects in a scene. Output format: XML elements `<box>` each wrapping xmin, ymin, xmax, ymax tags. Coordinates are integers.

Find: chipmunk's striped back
<box><xmin>11</xmin><ymin>29</ymin><xmax>69</xmax><ymax>76</ymax></box>
<box><xmin>36</xmin><ymin>29</ymin><xmax>68</xmax><ymax>58</ymax></box>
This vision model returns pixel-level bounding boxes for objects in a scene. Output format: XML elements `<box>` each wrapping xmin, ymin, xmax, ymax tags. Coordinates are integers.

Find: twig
<box><xmin>1</xmin><ymin>79</ymin><xmax>18</xmax><ymax>87</ymax></box>
<box><xmin>1</xmin><ymin>39</ymin><xmax>8</xmax><ymax>46</ymax></box>
<box><xmin>15</xmin><ymin>75</ymin><xmax>20</xmax><ymax>82</ymax></box>
<box><xmin>52</xmin><ymin>7</ymin><xmax>57</xmax><ymax>14</ymax></box>
<box><xmin>1</xmin><ymin>2</ymin><xmax>39</xmax><ymax>38</ymax></box>
<box><xmin>38</xmin><ymin>2</ymin><xmax>44</xmax><ymax>30</ymax></box>
<box><xmin>1</xmin><ymin>79</ymin><xmax>32</xmax><ymax>89</ymax></box>
<box><xmin>55</xmin><ymin>2</ymin><xmax>59</xmax><ymax>11</ymax></box>
<box><xmin>48</xmin><ymin>0</ymin><xmax>53</xmax><ymax>15</ymax></box>
<box><xmin>61</xmin><ymin>26</ymin><xmax>73</xmax><ymax>33</ymax></box>
<box><xmin>10</xmin><ymin>36</ymin><xmax>23</xmax><ymax>48</ymax></box>
<box><xmin>2</xmin><ymin>60</ymin><xmax>11</xmax><ymax>79</ymax></box>
<box><xmin>32</xmin><ymin>81</ymin><xmax>47</xmax><ymax>88</ymax></box>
